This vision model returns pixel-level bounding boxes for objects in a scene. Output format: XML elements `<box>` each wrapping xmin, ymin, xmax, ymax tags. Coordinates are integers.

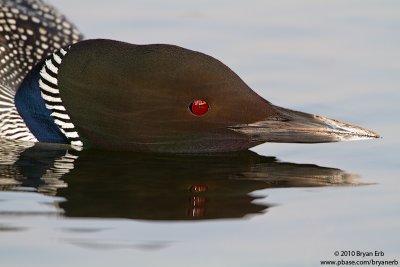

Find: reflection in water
<box><xmin>0</xmin><ymin>140</ymin><xmax>360</xmax><ymax>221</ymax></box>
<box><xmin>0</xmin><ymin>139</ymin><xmax>75</xmax><ymax>194</ymax></box>
<box><xmin>62</xmin><ymin>239</ymin><xmax>171</xmax><ymax>251</ymax></box>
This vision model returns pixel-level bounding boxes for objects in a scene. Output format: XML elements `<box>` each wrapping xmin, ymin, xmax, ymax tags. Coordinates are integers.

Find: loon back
<box><xmin>0</xmin><ymin>0</ymin><xmax>82</xmax><ymax>142</ymax></box>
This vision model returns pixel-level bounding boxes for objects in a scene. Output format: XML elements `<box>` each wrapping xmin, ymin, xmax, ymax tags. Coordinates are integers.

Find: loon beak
<box><xmin>229</xmin><ymin>105</ymin><xmax>380</xmax><ymax>143</ymax></box>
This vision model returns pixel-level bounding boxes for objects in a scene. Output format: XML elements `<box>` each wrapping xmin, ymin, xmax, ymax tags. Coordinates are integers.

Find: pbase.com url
<box><xmin>320</xmin><ymin>259</ymin><xmax>399</xmax><ymax>266</ymax></box>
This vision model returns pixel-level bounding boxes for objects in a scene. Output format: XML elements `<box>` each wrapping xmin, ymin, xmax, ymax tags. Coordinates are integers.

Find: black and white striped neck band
<box><xmin>39</xmin><ymin>46</ymin><xmax>84</xmax><ymax>149</ymax></box>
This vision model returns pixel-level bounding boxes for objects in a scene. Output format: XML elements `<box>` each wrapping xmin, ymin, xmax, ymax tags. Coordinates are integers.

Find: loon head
<box><xmin>16</xmin><ymin>39</ymin><xmax>380</xmax><ymax>153</ymax></box>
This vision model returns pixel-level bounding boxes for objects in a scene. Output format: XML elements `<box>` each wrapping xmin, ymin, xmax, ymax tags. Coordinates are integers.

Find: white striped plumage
<box><xmin>0</xmin><ymin>83</ymin><xmax>37</xmax><ymax>141</ymax></box>
<box><xmin>39</xmin><ymin>47</ymin><xmax>84</xmax><ymax>148</ymax></box>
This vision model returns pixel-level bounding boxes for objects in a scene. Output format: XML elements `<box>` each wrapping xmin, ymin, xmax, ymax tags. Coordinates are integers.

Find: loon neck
<box><xmin>15</xmin><ymin>47</ymin><xmax>83</xmax><ymax>148</ymax></box>
<box><xmin>15</xmin><ymin>59</ymin><xmax>68</xmax><ymax>144</ymax></box>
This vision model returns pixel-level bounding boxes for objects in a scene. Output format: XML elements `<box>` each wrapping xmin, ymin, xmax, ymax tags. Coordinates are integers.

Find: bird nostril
<box><xmin>189</xmin><ymin>99</ymin><xmax>209</xmax><ymax>116</ymax></box>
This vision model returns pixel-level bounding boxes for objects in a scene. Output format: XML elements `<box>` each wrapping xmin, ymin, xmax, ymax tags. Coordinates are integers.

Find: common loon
<box><xmin>0</xmin><ymin>0</ymin><xmax>379</xmax><ymax>153</ymax></box>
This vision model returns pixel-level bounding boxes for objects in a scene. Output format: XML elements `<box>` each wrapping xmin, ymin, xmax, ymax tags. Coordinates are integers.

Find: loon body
<box><xmin>0</xmin><ymin>1</ymin><xmax>379</xmax><ymax>153</ymax></box>
<box><xmin>0</xmin><ymin>0</ymin><xmax>81</xmax><ymax>142</ymax></box>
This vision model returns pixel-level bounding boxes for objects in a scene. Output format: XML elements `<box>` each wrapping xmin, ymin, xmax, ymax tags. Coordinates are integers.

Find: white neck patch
<box><xmin>39</xmin><ymin>46</ymin><xmax>83</xmax><ymax>149</ymax></box>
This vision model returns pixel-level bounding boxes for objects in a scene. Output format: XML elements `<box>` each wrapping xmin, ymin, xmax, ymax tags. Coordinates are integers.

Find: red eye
<box><xmin>189</xmin><ymin>99</ymin><xmax>209</xmax><ymax>116</ymax></box>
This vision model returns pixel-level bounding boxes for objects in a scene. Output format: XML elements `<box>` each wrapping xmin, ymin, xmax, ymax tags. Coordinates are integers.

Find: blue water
<box><xmin>0</xmin><ymin>1</ymin><xmax>399</xmax><ymax>266</ymax></box>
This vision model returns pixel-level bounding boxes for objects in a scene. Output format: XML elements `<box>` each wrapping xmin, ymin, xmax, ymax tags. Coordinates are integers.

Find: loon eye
<box><xmin>189</xmin><ymin>99</ymin><xmax>209</xmax><ymax>116</ymax></box>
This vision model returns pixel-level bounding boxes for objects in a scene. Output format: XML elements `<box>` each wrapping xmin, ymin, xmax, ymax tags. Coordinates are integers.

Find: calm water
<box><xmin>1</xmin><ymin>1</ymin><xmax>399</xmax><ymax>266</ymax></box>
